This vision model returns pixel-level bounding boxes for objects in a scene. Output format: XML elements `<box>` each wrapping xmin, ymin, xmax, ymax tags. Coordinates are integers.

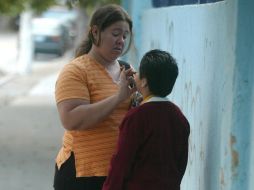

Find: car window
<box><xmin>42</xmin><ymin>10</ymin><xmax>78</xmax><ymax>21</ymax></box>
<box><xmin>32</xmin><ymin>19</ymin><xmax>61</xmax><ymax>35</ymax></box>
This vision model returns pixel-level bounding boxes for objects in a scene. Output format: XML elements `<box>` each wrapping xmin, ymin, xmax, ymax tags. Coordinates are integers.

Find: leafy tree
<box><xmin>0</xmin><ymin>0</ymin><xmax>120</xmax><ymax>16</ymax></box>
<box><xmin>0</xmin><ymin>0</ymin><xmax>120</xmax><ymax>74</ymax></box>
<box><xmin>73</xmin><ymin>0</ymin><xmax>120</xmax><ymax>8</ymax></box>
<box><xmin>67</xmin><ymin>0</ymin><xmax>121</xmax><ymax>15</ymax></box>
<box><xmin>0</xmin><ymin>0</ymin><xmax>57</xmax><ymax>16</ymax></box>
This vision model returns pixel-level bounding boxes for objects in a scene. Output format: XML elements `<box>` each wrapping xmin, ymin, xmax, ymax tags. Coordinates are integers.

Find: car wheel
<box><xmin>57</xmin><ymin>49</ymin><xmax>64</xmax><ymax>57</ymax></box>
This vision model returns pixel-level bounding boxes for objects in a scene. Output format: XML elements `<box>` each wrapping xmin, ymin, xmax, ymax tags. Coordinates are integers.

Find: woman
<box><xmin>53</xmin><ymin>4</ymin><xmax>136</xmax><ymax>190</ymax></box>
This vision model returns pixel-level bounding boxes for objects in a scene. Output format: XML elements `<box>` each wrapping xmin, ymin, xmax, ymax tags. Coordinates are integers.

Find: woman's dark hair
<box><xmin>139</xmin><ymin>49</ymin><xmax>178</xmax><ymax>97</ymax></box>
<box><xmin>75</xmin><ymin>4</ymin><xmax>133</xmax><ymax>58</ymax></box>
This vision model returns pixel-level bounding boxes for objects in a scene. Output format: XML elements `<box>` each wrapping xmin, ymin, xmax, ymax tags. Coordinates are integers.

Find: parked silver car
<box><xmin>41</xmin><ymin>7</ymin><xmax>79</xmax><ymax>41</ymax></box>
<box><xmin>32</xmin><ymin>18</ymin><xmax>70</xmax><ymax>56</ymax></box>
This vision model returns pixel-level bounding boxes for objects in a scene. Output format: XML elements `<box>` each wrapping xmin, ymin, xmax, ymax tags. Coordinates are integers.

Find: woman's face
<box><xmin>96</xmin><ymin>21</ymin><xmax>130</xmax><ymax>62</ymax></box>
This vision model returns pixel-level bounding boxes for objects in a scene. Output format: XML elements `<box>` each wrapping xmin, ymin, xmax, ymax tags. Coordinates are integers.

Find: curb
<box><xmin>0</xmin><ymin>74</ymin><xmax>16</xmax><ymax>87</ymax></box>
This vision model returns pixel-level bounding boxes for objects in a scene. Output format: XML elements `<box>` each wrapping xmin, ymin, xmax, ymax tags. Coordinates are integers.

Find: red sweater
<box><xmin>102</xmin><ymin>101</ymin><xmax>190</xmax><ymax>190</ymax></box>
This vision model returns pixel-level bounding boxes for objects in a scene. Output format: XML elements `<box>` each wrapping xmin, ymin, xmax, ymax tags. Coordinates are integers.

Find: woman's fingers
<box><xmin>125</xmin><ymin>68</ymin><xmax>136</xmax><ymax>77</ymax></box>
<box><xmin>117</xmin><ymin>68</ymin><xmax>137</xmax><ymax>101</ymax></box>
<box><xmin>127</xmin><ymin>76</ymin><xmax>136</xmax><ymax>89</ymax></box>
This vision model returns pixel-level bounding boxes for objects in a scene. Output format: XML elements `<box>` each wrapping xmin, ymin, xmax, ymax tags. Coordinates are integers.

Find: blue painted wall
<box><xmin>231</xmin><ymin>1</ymin><xmax>254</xmax><ymax>189</ymax></box>
<box><xmin>122</xmin><ymin>0</ymin><xmax>152</xmax><ymax>69</ymax></box>
<box><xmin>122</xmin><ymin>0</ymin><xmax>254</xmax><ymax>189</ymax></box>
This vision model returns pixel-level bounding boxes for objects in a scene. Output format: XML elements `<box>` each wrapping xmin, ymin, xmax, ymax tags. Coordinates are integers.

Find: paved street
<box><xmin>0</xmin><ymin>44</ymin><xmax>74</xmax><ymax>189</ymax></box>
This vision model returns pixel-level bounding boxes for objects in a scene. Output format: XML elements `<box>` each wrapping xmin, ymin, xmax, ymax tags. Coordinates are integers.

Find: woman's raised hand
<box><xmin>117</xmin><ymin>67</ymin><xmax>137</xmax><ymax>102</ymax></box>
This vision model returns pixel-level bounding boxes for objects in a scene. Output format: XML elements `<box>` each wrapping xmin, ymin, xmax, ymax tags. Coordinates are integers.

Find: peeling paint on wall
<box><xmin>230</xmin><ymin>134</ymin><xmax>239</xmax><ymax>178</ymax></box>
<box><xmin>220</xmin><ymin>168</ymin><xmax>225</xmax><ymax>188</ymax></box>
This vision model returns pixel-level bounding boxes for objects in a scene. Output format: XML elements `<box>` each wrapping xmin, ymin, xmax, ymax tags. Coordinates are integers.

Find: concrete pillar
<box><xmin>17</xmin><ymin>10</ymin><xmax>33</xmax><ymax>74</ymax></box>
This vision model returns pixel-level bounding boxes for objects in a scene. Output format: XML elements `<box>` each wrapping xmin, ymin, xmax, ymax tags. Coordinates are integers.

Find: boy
<box><xmin>103</xmin><ymin>49</ymin><xmax>190</xmax><ymax>190</ymax></box>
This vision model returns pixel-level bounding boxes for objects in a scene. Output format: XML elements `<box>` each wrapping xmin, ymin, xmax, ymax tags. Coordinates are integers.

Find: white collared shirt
<box><xmin>145</xmin><ymin>96</ymin><xmax>169</xmax><ymax>103</ymax></box>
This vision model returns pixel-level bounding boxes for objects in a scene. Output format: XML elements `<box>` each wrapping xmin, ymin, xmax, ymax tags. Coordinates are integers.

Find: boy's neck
<box><xmin>142</xmin><ymin>94</ymin><xmax>154</xmax><ymax>103</ymax></box>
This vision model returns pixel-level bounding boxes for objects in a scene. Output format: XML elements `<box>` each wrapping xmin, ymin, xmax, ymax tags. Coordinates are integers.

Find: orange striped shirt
<box><xmin>55</xmin><ymin>55</ymin><xmax>130</xmax><ymax>177</ymax></box>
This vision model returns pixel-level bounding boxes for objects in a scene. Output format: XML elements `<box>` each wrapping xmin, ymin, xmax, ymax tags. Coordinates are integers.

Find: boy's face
<box><xmin>134</xmin><ymin>72</ymin><xmax>148</xmax><ymax>95</ymax></box>
<box><xmin>134</xmin><ymin>72</ymin><xmax>141</xmax><ymax>93</ymax></box>
<box><xmin>134</xmin><ymin>71</ymin><xmax>149</xmax><ymax>98</ymax></box>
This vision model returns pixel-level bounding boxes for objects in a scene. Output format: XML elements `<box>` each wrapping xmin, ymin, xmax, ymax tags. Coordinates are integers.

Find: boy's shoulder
<box><xmin>126</xmin><ymin>101</ymin><xmax>188</xmax><ymax>123</ymax></box>
<box><xmin>124</xmin><ymin>102</ymin><xmax>170</xmax><ymax>120</ymax></box>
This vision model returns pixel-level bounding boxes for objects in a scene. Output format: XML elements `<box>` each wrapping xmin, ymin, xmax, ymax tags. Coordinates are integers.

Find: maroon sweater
<box><xmin>102</xmin><ymin>101</ymin><xmax>190</xmax><ymax>190</ymax></box>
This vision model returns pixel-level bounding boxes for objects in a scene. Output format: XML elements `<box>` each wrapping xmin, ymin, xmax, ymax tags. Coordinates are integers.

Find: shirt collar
<box><xmin>141</xmin><ymin>95</ymin><xmax>169</xmax><ymax>104</ymax></box>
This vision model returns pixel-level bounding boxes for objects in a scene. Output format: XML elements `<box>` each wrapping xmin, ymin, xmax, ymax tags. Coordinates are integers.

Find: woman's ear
<box><xmin>91</xmin><ymin>25</ymin><xmax>99</xmax><ymax>44</ymax></box>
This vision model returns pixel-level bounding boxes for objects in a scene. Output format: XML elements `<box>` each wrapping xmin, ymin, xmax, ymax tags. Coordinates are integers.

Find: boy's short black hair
<box><xmin>139</xmin><ymin>49</ymin><xmax>178</xmax><ymax>97</ymax></box>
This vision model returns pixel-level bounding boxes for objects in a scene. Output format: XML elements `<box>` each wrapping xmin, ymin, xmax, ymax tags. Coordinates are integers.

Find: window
<box><xmin>152</xmin><ymin>0</ymin><xmax>224</xmax><ymax>8</ymax></box>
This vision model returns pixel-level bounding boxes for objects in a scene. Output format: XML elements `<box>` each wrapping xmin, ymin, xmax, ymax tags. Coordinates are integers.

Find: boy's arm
<box><xmin>102</xmin><ymin>114</ymin><xmax>141</xmax><ymax>190</ymax></box>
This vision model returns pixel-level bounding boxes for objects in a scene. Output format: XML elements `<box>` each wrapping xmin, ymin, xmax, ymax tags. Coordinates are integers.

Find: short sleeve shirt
<box><xmin>55</xmin><ymin>55</ymin><xmax>131</xmax><ymax>177</ymax></box>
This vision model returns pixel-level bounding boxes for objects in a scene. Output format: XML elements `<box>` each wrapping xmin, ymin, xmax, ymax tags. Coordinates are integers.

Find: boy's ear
<box><xmin>141</xmin><ymin>78</ymin><xmax>148</xmax><ymax>88</ymax></box>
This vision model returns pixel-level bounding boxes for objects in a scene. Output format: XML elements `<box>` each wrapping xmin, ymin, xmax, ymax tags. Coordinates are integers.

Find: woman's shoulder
<box><xmin>68</xmin><ymin>55</ymin><xmax>88</xmax><ymax>67</ymax></box>
<box><xmin>62</xmin><ymin>55</ymin><xmax>96</xmax><ymax>72</ymax></box>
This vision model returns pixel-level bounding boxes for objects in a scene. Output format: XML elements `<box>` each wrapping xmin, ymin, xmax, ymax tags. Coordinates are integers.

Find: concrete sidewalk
<box><xmin>0</xmin><ymin>20</ymin><xmax>82</xmax><ymax>188</ymax></box>
<box><xmin>0</xmin><ymin>50</ymin><xmax>72</xmax><ymax>190</ymax></box>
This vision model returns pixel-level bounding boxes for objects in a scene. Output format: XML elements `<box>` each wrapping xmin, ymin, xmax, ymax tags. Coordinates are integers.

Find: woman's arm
<box><xmin>57</xmin><ymin>68</ymin><xmax>136</xmax><ymax>131</ymax></box>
